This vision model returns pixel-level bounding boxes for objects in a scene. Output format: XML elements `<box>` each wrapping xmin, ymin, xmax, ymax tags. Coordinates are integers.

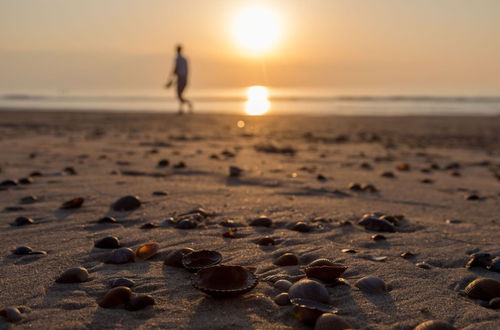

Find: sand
<box><xmin>0</xmin><ymin>110</ymin><xmax>499</xmax><ymax>329</ymax></box>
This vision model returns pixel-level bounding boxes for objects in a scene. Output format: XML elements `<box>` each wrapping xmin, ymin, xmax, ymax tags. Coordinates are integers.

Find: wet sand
<box><xmin>0</xmin><ymin>110</ymin><xmax>499</xmax><ymax>329</ymax></box>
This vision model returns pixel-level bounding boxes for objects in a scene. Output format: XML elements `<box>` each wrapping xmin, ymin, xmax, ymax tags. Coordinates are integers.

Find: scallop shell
<box><xmin>414</xmin><ymin>320</ymin><xmax>456</xmax><ymax>330</ymax></box>
<box><xmin>135</xmin><ymin>242</ymin><xmax>159</xmax><ymax>261</ymax></box>
<box><xmin>95</xmin><ymin>236</ymin><xmax>120</xmax><ymax>249</ymax></box>
<box><xmin>274</xmin><ymin>253</ymin><xmax>299</xmax><ymax>266</ymax></box>
<box><xmin>56</xmin><ymin>267</ymin><xmax>89</xmax><ymax>283</ymax></box>
<box><xmin>98</xmin><ymin>286</ymin><xmax>132</xmax><ymax>308</ymax></box>
<box><xmin>164</xmin><ymin>248</ymin><xmax>195</xmax><ymax>267</ymax></box>
<box><xmin>289</xmin><ymin>279</ymin><xmax>330</xmax><ymax>304</ymax></box>
<box><xmin>304</xmin><ymin>265</ymin><xmax>347</xmax><ymax>283</ymax></box>
<box><xmin>314</xmin><ymin>313</ymin><xmax>352</xmax><ymax>330</ymax></box>
<box><xmin>192</xmin><ymin>265</ymin><xmax>258</xmax><ymax>297</ymax></box>
<box><xmin>464</xmin><ymin>278</ymin><xmax>500</xmax><ymax>300</ymax></box>
<box><xmin>106</xmin><ymin>247</ymin><xmax>135</xmax><ymax>264</ymax></box>
<box><xmin>125</xmin><ymin>294</ymin><xmax>155</xmax><ymax>311</ymax></box>
<box><xmin>182</xmin><ymin>250</ymin><xmax>222</xmax><ymax>271</ymax></box>
<box><xmin>354</xmin><ymin>276</ymin><xmax>386</xmax><ymax>294</ymax></box>
<box><xmin>111</xmin><ymin>195</ymin><xmax>141</xmax><ymax>211</ymax></box>
<box><xmin>291</xmin><ymin>298</ymin><xmax>338</xmax><ymax>324</ymax></box>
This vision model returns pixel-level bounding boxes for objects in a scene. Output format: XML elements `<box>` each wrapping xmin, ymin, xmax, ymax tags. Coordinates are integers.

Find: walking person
<box><xmin>166</xmin><ymin>44</ymin><xmax>193</xmax><ymax>114</ymax></box>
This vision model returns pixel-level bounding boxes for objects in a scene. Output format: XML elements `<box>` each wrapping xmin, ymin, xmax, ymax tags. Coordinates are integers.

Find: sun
<box><xmin>232</xmin><ymin>5</ymin><xmax>282</xmax><ymax>55</ymax></box>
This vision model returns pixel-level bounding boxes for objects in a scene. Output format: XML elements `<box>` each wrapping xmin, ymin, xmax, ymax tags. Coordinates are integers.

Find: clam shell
<box><xmin>414</xmin><ymin>320</ymin><xmax>456</xmax><ymax>330</ymax></box>
<box><xmin>98</xmin><ymin>286</ymin><xmax>132</xmax><ymax>308</ymax></box>
<box><xmin>249</xmin><ymin>216</ymin><xmax>272</xmax><ymax>227</ymax></box>
<box><xmin>135</xmin><ymin>242</ymin><xmax>160</xmax><ymax>261</ymax></box>
<box><xmin>274</xmin><ymin>279</ymin><xmax>293</xmax><ymax>291</ymax></box>
<box><xmin>13</xmin><ymin>216</ymin><xmax>34</xmax><ymax>226</ymax></box>
<box><xmin>291</xmin><ymin>298</ymin><xmax>338</xmax><ymax>324</ymax></box>
<box><xmin>358</xmin><ymin>216</ymin><xmax>395</xmax><ymax>232</ymax></box>
<box><xmin>256</xmin><ymin>236</ymin><xmax>276</xmax><ymax>246</ymax></box>
<box><xmin>354</xmin><ymin>276</ymin><xmax>386</xmax><ymax>294</ymax></box>
<box><xmin>56</xmin><ymin>267</ymin><xmax>89</xmax><ymax>283</ymax></box>
<box><xmin>164</xmin><ymin>248</ymin><xmax>195</xmax><ymax>267</ymax></box>
<box><xmin>60</xmin><ymin>197</ymin><xmax>84</xmax><ymax>209</ymax></box>
<box><xmin>304</xmin><ymin>265</ymin><xmax>347</xmax><ymax>283</ymax></box>
<box><xmin>274</xmin><ymin>293</ymin><xmax>291</xmax><ymax>306</ymax></box>
<box><xmin>1</xmin><ymin>307</ymin><xmax>22</xmax><ymax>323</ymax></box>
<box><xmin>192</xmin><ymin>265</ymin><xmax>258</xmax><ymax>297</ymax></box>
<box><xmin>95</xmin><ymin>236</ymin><xmax>120</xmax><ymax>249</ymax></box>
<box><xmin>274</xmin><ymin>253</ymin><xmax>299</xmax><ymax>266</ymax></box>
<box><xmin>106</xmin><ymin>247</ymin><xmax>135</xmax><ymax>264</ymax></box>
<box><xmin>292</xmin><ymin>222</ymin><xmax>312</xmax><ymax>232</ymax></box>
<box><xmin>289</xmin><ymin>279</ymin><xmax>330</xmax><ymax>304</ymax></box>
<box><xmin>182</xmin><ymin>250</ymin><xmax>222</xmax><ymax>271</ymax></box>
<box><xmin>464</xmin><ymin>278</ymin><xmax>500</xmax><ymax>300</ymax></box>
<box><xmin>125</xmin><ymin>294</ymin><xmax>155</xmax><ymax>311</ymax></box>
<box><xmin>109</xmin><ymin>278</ymin><xmax>135</xmax><ymax>288</ymax></box>
<box><xmin>314</xmin><ymin>313</ymin><xmax>352</xmax><ymax>330</ymax></box>
<box><xmin>97</xmin><ymin>216</ymin><xmax>117</xmax><ymax>224</ymax></box>
<box><xmin>111</xmin><ymin>195</ymin><xmax>141</xmax><ymax>211</ymax></box>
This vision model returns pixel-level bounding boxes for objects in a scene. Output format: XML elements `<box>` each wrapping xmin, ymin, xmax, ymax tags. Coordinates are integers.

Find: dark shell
<box><xmin>106</xmin><ymin>247</ymin><xmax>135</xmax><ymax>264</ymax></box>
<box><xmin>111</xmin><ymin>195</ymin><xmax>141</xmax><ymax>211</ymax></box>
<box><xmin>0</xmin><ymin>179</ymin><xmax>18</xmax><ymax>186</ymax></box>
<box><xmin>292</xmin><ymin>222</ymin><xmax>312</xmax><ymax>232</ymax></box>
<box><xmin>176</xmin><ymin>219</ymin><xmax>197</xmax><ymax>229</ymax></box>
<box><xmin>164</xmin><ymin>248</ymin><xmax>195</xmax><ymax>267</ymax></box>
<box><xmin>140</xmin><ymin>222</ymin><xmax>158</xmax><ymax>229</ymax></box>
<box><xmin>152</xmin><ymin>191</ymin><xmax>168</xmax><ymax>196</ymax></box>
<box><xmin>219</xmin><ymin>219</ymin><xmax>243</xmax><ymax>227</ymax></box>
<box><xmin>60</xmin><ymin>197</ymin><xmax>84</xmax><ymax>209</ymax></box>
<box><xmin>464</xmin><ymin>278</ymin><xmax>500</xmax><ymax>300</ymax></box>
<box><xmin>401</xmin><ymin>252</ymin><xmax>415</xmax><ymax>259</ymax></box>
<box><xmin>1</xmin><ymin>307</ymin><xmax>22</xmax><ymax>323</ymax></box>
<box><xmin>125</xmin><ymin>294</ymin><xmax>155</xmax><ymax>311</ymax></box>
<box><xmin>20</xmin><ymin>195</ymin><xmax>38</xmax><ymax>204</ymax></box>
<box><xmin>361</xmin><ymin>183</ymin><xmax>378</xmax><ymax>192</ymax></box>
<box><xmin>348</xmin><ymin>183</ymin><xmax>362</xmax><ymax>191</ymax></box>
<box><xmin>489</xmin><ymin>257</ymin><xmax>500</xmax><ymax>272</ymax></box>
<box><xmin>97</xmin><ymin>216</ymin><xmax>118</xmax><ymax>224</ymax></box>
<box><xmin>354</xmin><ymin>276</ymin><xmax>386</xmax><ymax>293</ymax></box>
<box><xmin>19</xmin><ymin>177</ymin><xmax>33</xmax><ymax>184</ymax></box>
<box><xmin>381</xmin><ymin>171</ymin><xmax>395</xmax><ymax>178</ymax></box>
<box><xmin>466</xmin><ymin>253</ymin><xmax>492</xmax><ymax>269</ymax></box>
<box><xmin>182</xmin><ymin>250</ymin><xmax>222</xmax><ymax>271</ymax></box>
<box><xmin>56</xmin><ymin>267</ymin><xmax>89</xmax><ymax>283</ymax></box>
<box><xmin>13</xmin><ymin>246</ymin><xmax>33</xmax><ymax>255</ymax></box>
<box><xmin>256</xmin><ymin>236</ymin><xmax>276</xmax><ymax>246</ymax></box>
<box><xmin>291</xmin><ymin>298</ymin><xmax>338</xmax><ymax>324</ymax></box>
<box><xmin>157</xmin><ymin>159</ymin><xmax>169</xmax><ymax>167</ymax></box>
<box><xmin>379</xmin><ymin>215</ymin><xmax>399</xmax><ymax>226</ymax></box>
<box><xmin>173</xmin><ymin>161</ymin><xmax>186</xmax><ymax>169</ymax></box>
<box><xmin>249</xmin><ymin>216</ymin><xmax>272</xmax><ymax>227</ymax></box>
<box><xmin>63</xmin><ymin>167</ymin><xmax>77</xmax><ymax>175</ymax></box>
<box><xmin>192</xmin><ymin>265</ymin><xmax>258</xmax><ymax>297</ymax></box>
<box><xmin>109</xmin><ymin>278</ymin><xmax>135</xmax><ymax>288</ymax></box>
<box><xmin>358</xmin><ymin>216</ymin><xmax>395</xmax><ymax>232</ymax></box>
<box><xmin>289</xmin><ymin>279</ymin><xmax>330</xmax><ymax>304</ymax></box>
<box><xmin>274</xmin><ymin>293</ymin><xmax>291</xmax><ymax>306</ymax></box>
<box><xmin>13</xmin><ymin>216</ymin><xmax>34</xmax><ymax>226</ymax></box>
<box><xmin>30</xmin><ymin>171</ymin><xmax>43</xmax><ymax>177</ymax></box>
<box><xmin>489</xmin><ymin>297</ymin><xmax>500</xmax><ymax>309</ymax></box>
<box><xmin>229</xmin><ymin>166</ymin><xmax>243</xmax><ymax>177</ymax></box>
<box><xmin>274</xmin><ymin>279</ymin><xmax>293</xmax><ymax>291</ymax></box>
<box><xmin>135</xmin><ymin>242</ymin><xmax>159</xmax><ymax>261</ymax></box>
<box><xmin>304</xmin><ymin>265</ymin><xmax>347</xmax><ymax>283</ymax></box>
<box><xmin>414</xmin><ymin>320</ymin><xmax>456</xmax><ymax>330</ymax></box>
<box><xmin>274</xmin><ymin>253</ymin><xmax>299</xmax><ymax>266</ymax></box>
<box><xmin>307</xmin><ymin>259</ymin><xmax>337</xmax><ymax>267</ymax></box>
<box><xmin>98</xmin><ymin>286</ymin><xmax>132</xmax><ymax>308</ymax></box>
<box><xmin>372</xmin><ymin>234</ymin><xmax>386</xmax><ymax>241</ymax></box>
<box><xmin>314</xmin><ymin>313</ymin><xmax>352</xmax><ymax>330</ymax></box>
<box><xmin>396</xmin><ymin>163</ymin><xmax>410</xmax><ymax>171</ymax></box>
<box><xmin>95</xmin><ymin>236</ymin><xmax>120</xmax><ymax>249</ymax></box>
<box><xmin>465</xmin><ymin>193</ymin><xmax>480</xmax><ymax>201</ymax></box>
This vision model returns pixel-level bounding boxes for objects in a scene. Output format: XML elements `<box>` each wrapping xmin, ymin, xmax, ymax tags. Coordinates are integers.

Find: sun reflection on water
<box><xmin>245</xmin><ymin>86</ymin><xmax>270</xmax><ymax>115</ymax></box>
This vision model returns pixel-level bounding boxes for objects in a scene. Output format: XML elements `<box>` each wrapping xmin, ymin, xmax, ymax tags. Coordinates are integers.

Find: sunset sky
<box><xmin>1</xmin><ymin>0</ymin><xmax>500</xmax><ymax>94</ymax></box>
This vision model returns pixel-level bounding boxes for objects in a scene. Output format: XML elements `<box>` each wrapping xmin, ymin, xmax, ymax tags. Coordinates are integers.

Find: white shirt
<box><xmin>174</xmin><ymin>55</ymin><xmax>188</xmax><ymax>78</ymax></box>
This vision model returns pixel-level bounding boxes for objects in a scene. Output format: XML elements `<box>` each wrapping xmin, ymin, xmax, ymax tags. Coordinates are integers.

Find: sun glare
<box><xmin>232</xmin><ymin>5</ymin><xmax>282</xmax><ymax>55</ymax></box>
<box><xmin>245</xmin><ymin>86</ymin><xmax>270</xmax><ymax>115</ymax></box>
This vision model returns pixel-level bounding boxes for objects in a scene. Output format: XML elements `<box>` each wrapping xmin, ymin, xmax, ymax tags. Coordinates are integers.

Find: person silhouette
<box><xmin>166</xmin><ymin>45</ymin><xmax>193</xmax><ymax>114</ymax></box>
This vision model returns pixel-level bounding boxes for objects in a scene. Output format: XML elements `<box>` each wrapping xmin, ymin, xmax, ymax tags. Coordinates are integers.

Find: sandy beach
<box><xmin>0</xmin><ymin>110</ymin><xmax>499</xmax><ymax>329</ymax></box>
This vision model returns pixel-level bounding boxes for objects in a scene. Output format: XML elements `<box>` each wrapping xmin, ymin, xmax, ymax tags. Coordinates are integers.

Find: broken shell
<box><xmin>354</xmin><ymin>276</ymin><xmax>386</xmax><ymax>294</ymax></box>
<box><xmin>125</xmin><ymin>294</ymin><xmax>155</xmax><ymax>311</ymax></box>
<box><xmin>466</xmin><ymin>253</ymin><xmax>492</xmax><ymax>269</ymax></box>
<box><xmin>95</xmin><ymin>236</ymin><xmax>120</xmax><ymax>249</ymax></box>
<box><xmin>97</xmin><ymin>216</ymin><xmax>117</xmax><ymax>224</ymax></box>
<box><xmin>274</xmin><ymin>279</ymin><xmax>293</xmax><ymax>291</ymax></box>
<box><xmin>182</xmin><ymin>250</ymin><xmax>222</xmax><ymax>271</ymax></box>
<box><xmin>307</xmin><ymin>259</ymin><xmax>337</xmax><ymax>267</ymax></box>
<box><xmin>414</xmin><ymin>320</ymin><xmax>456</xmax><ymax>330</ymax></box>
<box><xmin>274</xmin><ymin>292</ymin><xmax>291</xmax><ymax>306</ymax></box>
<box><xmin>305</xmin><ymin>265</ymin><xmax>347</xmax><ymax>283</ymax></box>
<box><xmin>111</xmin><ymin>195</ymin><xmax>141</xmax><ymax>211</ymax></box>
<box><xmin>249</xmin><ymin>216</ymin><xmax>272</xmax><ymax>227</ymax></box>
<box><xmin>135</xmin><ymin>242</ymin><xmax>160</xmax><ymax>261</ymax></box>
<box><xmin>98</xmin><ymin>286</ymin><xmax>132</xmax><ymax>308</ymax></box>
<box><xmin>2</xmin><ymin>307</ymin><xmax>22</xmax><ymax>323</ymax></box>
<box><xmin>291</xmin><ymin>298</ymin><xmax>338</xmax><ymax>324</ymax></box>
<box><xmin>274</xmin><ymin>253</ymin><xmax>299</xmax><ymax>266</ymax></box>
<box><xmin>164</xmin><ymin>248</ymin><xmax>195</xmax><ymax>267</ymax></box>
<box><xmin>256</xmin><ymin>236</ymin><xmax>276</xmax><ymax>246</ymax></box>
<box><xmin>60</xmin><ymin>197</ymin><xmax>84</xmax><ymax>209</ymax></box>
<box><xmin>289</xmin><ymin>279</ymin><xmax>330</xmax><ymax>304</ymax></box>
<box><xmin>358</xmin><ymin>216</ymin><xmax>395</xmax><ymax>232</ymax></box>
<box><xmin>109</xmin><ymin>278</ymin><xmax>135</xmax><ymax>288</ymax></box>
<box><xmin>56</xmin><ymin>267</ymin><xmax>89</xmax><ymax>283</ymax></box>
<box><xmin>192</xmin><ymin>265</ymin><xmax>258</xmax><ymax>297</ymax></box>
<box><xmin>13</xmin><ymin>216</ymin><xmax>34</xmax><ymax>226</ymax></box>
<box><xmin>464</xmin><ymin>278</ymin><xmax>500</xmax><ymax>300</ymax></box>
<box><xmin>106</xmin><ymin>247</ymin><xmax>135</xmax><ymax>264</ymax></box>
<box><xmin>314</xmin><ymin>313</ymin><xmax>353</xmax><ymax>330</ymax></box>
<box><xmin>292</xmin><ymin>222</ymin><xmax>312</xmax><ymax>232</ymax></box>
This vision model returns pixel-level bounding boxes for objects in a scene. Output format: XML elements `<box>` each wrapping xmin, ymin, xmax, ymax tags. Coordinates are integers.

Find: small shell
<box><xmin>135</xmin><ymin>242</ymin><xmax>159</xmax><ymax>261</ymax></box>
<box><xmin>94</xmin><ymin>236</ymin><xmax>120</xmax><ymax>249</ymax></box>
<box><xmin>125</xmin><ymin>294</ymin><xmax>155</xmax><ymax>311</ymax></box>
<box><xmin>56</xmin><ymin>267</ymin><xmax>89</xmax><ymax>283</ymax></box>
<box><xmin>292</xmin><ymin>222</ymin><xmax>312</xmax><ymax>232</ymax></box>
<box><xmin>291</xmin><ymin>298</ymin><xmax>337</xmax><ymax>324</ymax></box>
<box><xmin>371</xmin><ymin>234</ymin><xmax>386</xmax><ymax>241</ymax></box>
<box><xmin>274</xmin><ymin>293</ymin><xmax>291</xmax><ymax>306</ymax></box>
<box><xmin>274</xmin><ymin>253</ymin><xmax>299</xmax><ymax>266</ymax></box>
<box><xmin>140</xmin><ymin>222</ymin><xmax>158</xmax><ymax>229</ymax></box>
<box><xmin>111</xmin><ymin>195</ymin><xmax>141</xmax><ymax>211</ymax></box>
<box><xmin>489</xmin><ymin>257</ymin><xmax>500</xmax><ymax>272</ymax></box>
<box><xmin>176</xmin><ymin>219</ymin><xmax>197</xmax><ymax>229</ymax></box>
<box><xmin>414</xmin><ymin>320</ymin><xmax>456</xmax><ymax>330</ymax></box>
<box><xmin>249</xmin><ymin>216</ymin><xmax>272</xmax><ymax>227</ymax></box>
<box><xmin>358</xmin><ymin>216</ymin><xmax>395</xmax><ymax>232</ymax></box>
<box><xmin>464</xmin><ymin>278</ymin><xmax>500</xmax><ymax>300</ymax></box>
<box><xmin>182</xmin><ymin>250</ymin><xmax>222</xmax><ymax>271</ymax></box>
<box><xmin>20</xmin><ymin>195</ymin><xmax>38</xmax><ymax>204</ymax></box>
<box><xmin>97</xmin><ymin>216</ymin><xmax>117</xmax><ymax>224</ymax></box>
<box><xmin>13</xmin><ymin>216</ymin><xmax>34</xmax><ymax>226</ymax></box>
<box><xmin>109</xmin><ymin>278</ymin><xmax>135</xmax><ymax>288</ymax></box>
<box><xmin>314</xmin><ymin>313</ymin><xmax>353</xmax><ymax>330</ymax></box>
<box><xmin>13</xmin><ymin>246</ymin><xmax>33</xmax><ymax>255</ymax></box>
<box><xmin>274</xmin><ymin>279</ymin><xmax>293</xmax><ymax>291</ymax></box>
<box><xmin>256</xmin><ymin>236</ymin><xmax>276</xmax><ymax>246</ymax></box>
<box><xmin>229</xmin><ymin>166</ymin><xmax>243</xmax><ymax>177</ymax></box>
<box><xmin>60</xmin><ymin>197</ymin><xmax>84</xmax><ymax>209</ymax></box>
<box><xmin>2</xmin><ymin>307</ymin><xmax>22</xmax><ymax>323</ymax></box>
<box><xmin>416</xmin><ymin>262</ymin><xmax>431</xmax><ymax>269</ymax></box>
<box><xmin>98</xmin><ymin>286</ymin><xmax>132</xmax><ymax>308</ymax></box>
<box><xmin>489</xmin><ymin>297</ymin><xmax>500</xmax><ymax>309</ymax></box>
<box><xmin>106</xmin><ymin>247</ymin><xmax>135</xmax><ymax>264</ymax></box>
<box><xmin>289</xmin><ymin>279</ymin><xmax>330</xmax><ymax>304</ymax></box>
<box><xmin>192</xmin><ymin>265</ymin><xmax>258</xmax><ymax>297</ymax></box>
<box><xmin>305</xmin><ymin>265</ymin><xmax>347</xmax><ymax>283</ymax></box>
<box><xmin>354</xmin><ymin>276</ymin><xmax>386</xmax><ymax>294</ymax></box>
<box><xmin>307</xmin><ymin>259</ymin><xmax>337</xmax><ymax>267</ymax></box>
<box><xmin>164</xmin><ymin>248</ymin><xmax>195</xmax><ymax>267</ymax></box>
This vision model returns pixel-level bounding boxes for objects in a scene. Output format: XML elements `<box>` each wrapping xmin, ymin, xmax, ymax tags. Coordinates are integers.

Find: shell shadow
<box><xmin>359</xmin><ymin>291</ymin><xmax>398</xmax><ymax>315</ymax></box>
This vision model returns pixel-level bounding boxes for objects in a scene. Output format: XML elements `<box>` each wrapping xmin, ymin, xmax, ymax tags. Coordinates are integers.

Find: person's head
<box><xmin>176</xmin><ymin>44</ymin><xmax>183</xmax><ymax>55</ymax></box>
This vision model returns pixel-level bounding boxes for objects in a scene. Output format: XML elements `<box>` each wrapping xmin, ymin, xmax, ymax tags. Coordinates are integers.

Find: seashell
<box><xmin>164</xmin><ymin>248</ymin><xmax>195</xmax><ymax>267</ymax></box>
<box><xmin>489</xmin><ymin>257</ymin><xmax>500</xmax><ymax>272</ymax></box>
<box><xmin>1</xmin><ymin>179</ymin><xmax>18</xmax><ymax>186</ymax></box>
<box><xmin>401</xmin><ymin>252</ymin><xmax>415</xmax><ymax>259</ymax></box>
<box><xmin>314</xmin><ymin>313</ymin><xmax>353</xmax><ymax>330</ymax></box>
<box><xmin>416</xmin><ymin>262</ymin><xmax>431</xmax><ymax>269</ymax></box>
<box><xmin>464</xmin><ymin>278</ymin><xmax>500</xmax><ymax>300</ymax></box>
<box><xmin>348</xmin><ymin>183</ymin><xmax>362</xmax><ymax>191</ymax></box>
<box><xmin>361</xmin><ymin>183</ymin><xmax>378</xmax><ymax>192</ymax></box>
<box><xmin>274</xmin><ymin>253</ymin><xmax>299</xmax><ymax>266</ymax></box>
<box><xmin>256</xmin><ymin>236</ymin><xmax>276</xmax><ymax>246</ymax></box>
<box><xmin>20</xmin><ymin>195</ymin><xmax>38</xmax><ymax>204</ymax></box>
<box><xmin>229</xmin><ymin>166</ymin><xmax>243</xmax><ymax>177</ymax></box>
<box><xmin>125</xmin><ymin>294</ymin><xmax>155</xmax><ymax>311</ymax></box>
<box><xmin>135</xmin><ymin>242</ymin><xmax>159</xmax><ymax>261</ymax></box>
<box><xmin>274</xmin><ymin>292</ymin><xmax>291</xmax><ymax>305</ymax></box>
<box><xmin>13</xmin><ymin>216</ymin><xmax>34</xmax><ymax>226</ymax></box>
<box><xmin>192</xmin><ymin>265</ymin><xmax>258</xmax><ymax>297</ymax></box>
<box><xmin>140</xmin><ymin>222</ymin><xmax>158</xmax><ymax>229</ymax></box>
<box><xmin>414</xmin><ymin>320</ymin><xmax>456</xmax><ymax>330</ymax></box>
<box><xmin>176</xmin><ymin>219</ymin><xmax>197</xmax><ymax>229</ymax></box>
<box><xmin>292</xmin><ymin>222</ymin><xmax>312</xmax><ymax>232</ymax></box>
<box><xmin>274</xmin><ymin>279</ymin><xmax>293</xmax><ymax>291</ymax></box>
<box><xmin>56</xmin><ymin>267</ymin><xmax>89</xmax><ymax>283</ymax></box>
<box><xmin>13</xmin><ymin>246</ymin><xmax>44</xmax><ymax>255</ymax></box>
<box><xmin>289</xmin><ymin>279</ymin><xmax>330</xmax><ymax>304</ymax></box>
<box><xmin>372</xmin><ymin>234</ymin><xmax>386</xmax><ymax>241</ymax></box>
<box><xmin>98</xmin><ymin>286</ymin><xmax>132</xmax><ymax>308</ymax></box>
<box><xmin>249</xmin><ymin>216</ymin><xmax>272</xmax><ymax>227</ymax></box>
<box><xmin>60</xmin><ymin>197</ymin><xmax>84</xmax><ymax>209</ymax></box>
<box><xmin>489</xmin><ymin>297</ymin><xmax>500</xmax><ymax>309</ymax></box>
<box><xmin>161</xmin><ymin>217</ymin><xmax>176</xmax><ymax>227</ymax></box>
<box><xmin>19</xmin><ymin>177</ymin><xmax>33</xmax><ymax>184</ymax></box>
<box><xmin>173</xmin><ymin>161</ymin><xmax>186</xmax><ymax>169</ymax></box>
<box><xmin>97</xmin><ymin>216</ymin><xmax>117</xmax><ymax>224</ymax></box>
<box><xmin>152</xmin><ymin>190</ymin><xmax>168</xmax><ymax>196</ymax></box>
<box><xmin>465</xmin><ymin>193</ymin><xmax>480</xmax><ymax>201</ymax></box>
<box><xmin>180</xmin><ymin>207</ymin><xmax>212</xmax><ymax>218</ymax></box>
<box><xmin>305</xmin><ymin>265</ymin><xmax>347</xmax><ymax>283</ymax></box>
<box><xmin>219</xmin><ymin>219</ymin><xmax>243</xmax><ymax>227</ymax></box>
<box><xmin>109</xmin><ymin>278</ymin><xmax>135</xmax><ymax>288</ymax></box>
<box><xmin>381</xmin><ymin>171</ymin><xmax>395</xmax><ymax>178</ymax></box>
<box><xmin>354</xmin><ymin>276</ymin><xmax>386</xmax><ymax>294</ymax></box>
<box><xmin>157</xmin><ymin>159</ymin><xmax>169</xmax><ymax>167</ymax></box>
<box><xmin>111</xmin><ymin>195</ymin><xmax>141</xmax><ymax>211</ymax></box>
<box><xmin>94</xmin><ymin>236</ymin><xmax>120</xmax><ymax>249</ymax></box>
<box><xmin>1</xmin><ymin>307</ymin><xmax>22</xmax><ymax>323</ymax></box>
<box><xmin>396</xmin><ymin>163</ymin><xmax>410</xmax><ymax>171</ymax></box>
<box><xmin>358</xmin><ymin>216</ymin><xmax>395</xmax><ymax>232</ymax></box>
<box><xmin>466</xmin><ymin>253</ymin><xmax>492</xmax><ymax>269</ymax></box>
<box><xmin>106</xmin><ymin>247</ymin><xmax>135</xmax><ymax>264</ymax></box>
<box><xmin>30</xmin><ymin>171</ymin><xmax>42</xmax><ymax>177</ymax></box>
<box><xmin>379</xmin><ymin>215</ymin><xmax>399</xmax><ymax>226</ymax></box>
<box><xmin>63</xmin><ymin>167</ymin><xmax>77</xmax><ymax>175</ymax></box>
<box><xmin>307</xmin><ymin>259</ymin><xmax>337</xmax><ymax>267</ymax></box>
<box><xmin>182</xmin><ymin>250</ymin><xmax>222</xmax><ymax>271</ymax></box>
<box><xmin>291</xmin><ymin>298</ymin><xmax>337</xmax><ymax>324</ymax></box>
<box><xmin>341</xmin><ymin>248</ymin><xmax>356</xmax><ymax>254</ymax></box>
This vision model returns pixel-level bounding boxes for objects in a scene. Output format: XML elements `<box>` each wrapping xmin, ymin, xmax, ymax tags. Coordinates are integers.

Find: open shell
<box><xmin>135</xmin><ymin>242</ymin><xmax>159</xmax><ymax>261</ymax></box>
<box><xmin>192</xmin><ymin>265</ymin><xmax>258</xmax><ymax>297</ymax></box>
<box><xmin>182</xmin><ymin>250</ymin><xmax>222</xmax><ymax>271</ymax></box>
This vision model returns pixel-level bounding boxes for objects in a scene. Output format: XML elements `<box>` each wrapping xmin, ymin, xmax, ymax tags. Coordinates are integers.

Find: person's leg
<box><xmin>177</xmin><ymin>77</ymin><xmax>187</xmax><ymax>115</ymax></box>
